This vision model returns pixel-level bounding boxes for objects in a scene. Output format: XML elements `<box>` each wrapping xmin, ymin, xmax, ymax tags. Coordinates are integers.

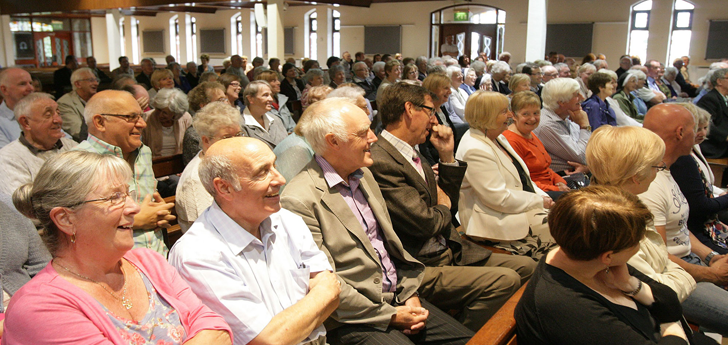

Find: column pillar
<box><xmin>525</xmin><ymin>0</ymin><xmax>547</xmax><ymax>62</ymax></box>
<box><xmin>267</xmin><ymin>0</ymin><xmax>285</xmax><ymax>59</ymax></box>
<box><xmin>316</xmin><ymin>6</ymin><xmax>330</xmax><ymax>65</ymax></box>
<box><xmin>106</xmin><ymin>10</ymin><xmax>123</xmax><ymax>70</ymax></box>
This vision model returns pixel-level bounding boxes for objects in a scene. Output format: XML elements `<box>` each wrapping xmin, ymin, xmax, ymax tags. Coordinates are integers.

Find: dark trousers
<box><xmin>327</xmin><ymin>299</ymin><xmax>473</xmax><ymax>345</ymax></box>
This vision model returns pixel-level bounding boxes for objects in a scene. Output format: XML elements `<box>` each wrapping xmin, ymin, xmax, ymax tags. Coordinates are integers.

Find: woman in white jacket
<box><xmin>456</xmin><ymin>90</ymin><xmax>555</xmax><ymax>259</ymax></box>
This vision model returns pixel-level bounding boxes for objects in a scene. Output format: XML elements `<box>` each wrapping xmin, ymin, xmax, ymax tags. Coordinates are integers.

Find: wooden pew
<box><xmin>152</xmin><ymin>154</ymin><xmax>185</xmax><ymax>248</ymax></box>
<box><xmin>706</xmin><ymin>158</ymin><xmax>728</xmax><ymax>188</ymax></box>
<box><xmin>467</xmin><ymin>283</ymin><xmax>527</xmax><ymax>345</ymax></box>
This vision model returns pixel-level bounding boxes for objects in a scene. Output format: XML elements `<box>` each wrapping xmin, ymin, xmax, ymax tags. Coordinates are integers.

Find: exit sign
<box><xmin>454</xmin><ymin>11</ymin><xmax>469</xmax><ymax>21</ymax></box>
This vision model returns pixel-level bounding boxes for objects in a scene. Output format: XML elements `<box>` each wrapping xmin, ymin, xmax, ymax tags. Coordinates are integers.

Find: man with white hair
<box><xmin>593</xmin><ymin>59</ymin><xmax>609</xmax><ymax>71</ymax></box>
<box><xmin>0</xmin><ymin>68</ymin><xmax>34</xmax><ymax>148</ymax></box>
<box><xmin>616</xmin><ymin>55</ymin><xmax>632</xmax><ymax>79</ymax></box>
<box><xmin>57</xmin><ymin>67</ymin><xmax>99</xmax><ymax>142</ymax></box>
<box><xmin>371</xmin><ymin>61</ymin><xmax>387</xmax><ymax>90</ymax></box>
<box><xmin>0</xmin><ymin>93</ymin><xmax>77</xmax><ymax>196</ymax></box>
<box><xmin>697</xmin><ymin>68</ymin><xmax>728</xmax><ymax>158</ymax></box>
<box><xmin>575</xmin><ymin>63</ymin><xmax>596</xmax><ymax>98</ymax></box>
<box><xmin>170</xmin><ymin>137</ymin><xmax>340</xmax><ymax>345</ymax></box>
<box><xmin>353</xmin><ymin>61</ymin><xmax>376</xmax><ymax>101</ymax></box>
<box><xmin>416</xmin><ymin>56</ymin><xmax>428</xmax><ymax>81</ymax></box>
<box><xmin>554</xmin><ymin>63</ymin><xmax>571</xmax><ymax>78</ymax></box>
<box><xmin>541</xmin><ymin>65</ymin><xmax>558</xmax><ymax>84</ymax></box>
<box><xmin>282</xmin><ymin>98</ymin><xmax>473</xmax><ymax>344</ymax></box>
<box><xmin>490</xmin><ymin>61</ymin><xmax>511</xmax><ymax>95</ymax></box>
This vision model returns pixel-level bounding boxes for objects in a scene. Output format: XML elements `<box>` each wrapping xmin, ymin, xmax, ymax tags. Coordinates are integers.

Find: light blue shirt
<box><xmin>0</xmin><ymin>102</ymin><xmax>21</xmax><ymax>149</ymax></box>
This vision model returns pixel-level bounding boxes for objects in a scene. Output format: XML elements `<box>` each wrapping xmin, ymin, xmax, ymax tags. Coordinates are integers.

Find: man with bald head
<box><xmin>638</xmin><ymin>103</ymin><xmax>728</xmax><ymax>335</ymax></box>
<box><xmin>57</xmin><ymin>67</ymin><xmax>99</xmax><ymax>142</ymax></box>
<box><xmin>74</xmin><ymin>90</ymin><xmax>174</xmax><ymax>255</ymax></box>
<box><xmin>0</xmin><ymin>68</ymin><xmax>34</xmax><ymax>148</ymax></box>
<box><xmin>0</xmin><ymin>92</ymin><xmax>77</xmax><ymax>196</ymax></box>
<box><xmin>282</xmin><ymin>98</ymin><xmax>472</xmax><ymax>344</ymax></box>
<box><xmin>169</xmin><ymin>137</ymin><xmax>340</xmax><ymax>345</ymax></box>
<box><xmin>121</xmin><ymin>84</ymin><xmax>151</xmax><ymax>112</ymax></box>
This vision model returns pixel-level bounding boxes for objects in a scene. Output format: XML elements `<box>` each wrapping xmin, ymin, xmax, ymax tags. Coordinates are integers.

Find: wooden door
<box><xmin>438</xmin><ymin>24</ymin><xmax>498</xmax><ymax>60</ymax></box>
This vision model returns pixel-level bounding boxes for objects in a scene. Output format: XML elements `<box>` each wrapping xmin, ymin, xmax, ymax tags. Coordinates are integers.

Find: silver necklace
<box><xmin>55</xmin><ymin>260</ymin><xmax>133</xmax><ymax>310</ymax></box>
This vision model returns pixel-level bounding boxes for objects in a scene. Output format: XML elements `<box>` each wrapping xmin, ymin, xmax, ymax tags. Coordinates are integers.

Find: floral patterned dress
<box><xmin>100</xmin><ymin>268</ymin><xmax>186</xmax><ymax>345</ymax></box>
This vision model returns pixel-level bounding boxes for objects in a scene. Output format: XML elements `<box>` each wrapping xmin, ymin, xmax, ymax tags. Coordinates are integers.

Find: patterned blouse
<box><xmin>100</xmin><ymin>268</ymin><xmax>186</xmax><ymax>345</ymax></box>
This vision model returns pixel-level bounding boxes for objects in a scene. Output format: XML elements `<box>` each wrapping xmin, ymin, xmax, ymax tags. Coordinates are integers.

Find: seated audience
<box><xmin>242</xmin><ymin>80</ymin><xmax>288</xmax><ymax>149</ymax></box>
<box><xmin>371</xmin><ymin>61</ymin><xmax>387</xmax><ymax>89</ymax></box>
<box><xmin>110</xmin><ymin>75</ymin><xmax>137</xmax><ymax>91</ymax></box>
<box><xmin>182</xmin><ymin>81</ymin><xmax>231</xmax><ymax>165</ymax></box>
<box><xmin>280</xmin><ymin>63</ymin><xmax>306</xmax><ymax>112</ymax></box>
<box><xmin>508</xmin><ymin>73</ymin><xmax>532</xmax><ymax>97</ymax></box>
<box><xmin>257</xmin><ymin>70</ymin><xmax>295</xmax><ymax>133</ymax></box>
<box><xmin>456</xmin><ymin>90</ymin><xmax>555</xmax><ymax>259</ymax></box>
<box><xmin>274</xmin><ymin>85</ymin><xmax>333</xmax><ymax>187</ymax></box>
<box><xmin>613</xmin><ymin>71</ymin><xmax>643</xmax><ymax>123</ymax></box>
<box><xmin>147</xmin><ymin>69</ymin><xmax>175</xmax><ymax>100</ymax></box>
<box><xmin>490</xmin><ymin>61</ymin><xmax>512</xmax><ymax>94</ymax></box>
<box><xmin>370</xmin><ymin>82</ymin><xmax>534</xmax><ymax>331</ymax></box>
<box><xmin>670</xmin><ymin>103</ymin><xmax>728</xmax><ymax>255</ymax></box>
<box><xmin>218</xmin><ymin>73</ymin><xmax>244</xmax><ymax>113</ymax></box>
<box><xmin>420</xmin><ymin>73</ymin><xmax>463</xmax><ymax>164</ymax></box>
<box><xmin>515</xmin><ymin>185</ymin><xmax>695</xmax><ymax>345</ymax></box>
<box><xmin>461</xmin><ymin>68</ymin><xmax>478</xmax><ymax>95</ymax></box>
<box><xmin>532</xmin><ymin>78</ymin><xmax>591</xmax><ymax>176</ymax></box>
<box><xmin>640</xmin><ymin>104</ymin><xmax>728</xmax><ymax>335</ymax></box>
<box><xmin>663</xmin><ymin>66</ymin><xmax>684</xmax><ymax>97</ymax></box>
<box><xmin>597</xmin><ymin>69</ymin><xmax>642</xmax><ymax>127</ymax></box>
<box><xmin>176</xmin><ymin>102</ymin><xmax>242</xmax><ymax>232</ymax></box>
<box><xmin>86</xmin><ymin>56</ymin><xmax>111</xmax><ymax>84</ymax></box>
<box><xmin>198</xmin><ymin>71</ymin><xmax>219</xmax><ymax>84</ymax></box>
<box><xmin>615</xmin><ymin>55</ymin><xmax>632</xmax><ymax>78</ymax></box>
<box><xmin>636</xmin><ymin>63</ymin><xmax>667</xmax><ymax>106</ymax></box>
<box><xmin>402</xmin><ymin>63</ymin><xmax>420</xmax><ymax>84</ymax></box>
<box><xmin>582</xmin><ymin>72</ymin><xmax>617</xmax><ymax>129</ymax></box>
<box><xmin>301</xmin><ymin>68</ymin><xmax>325</xmax><ymax>109</ymax></box>
<box><xmin>541</xmin><ymin>65</ymin><xmax>558</xmax><ymax>85</ymax></box>
<box><xmin>57</xmin><ymin>67</ymin><xmax>99</xmax><ymax>142</ymax></box>
<box><xmin>170</xmin><ymin>137</ymin><xmax>340</xmax><ymax>345</ymax></box>
<box><xmin>75</xmin><ymin>90</ymin><xmax>175</xmax><ymax>255</ymax></box>
<box><xmin>469</xmin><ymin>60</ymin><xmax>486</xmax><ymax>89</ymax></box>
<box><xmin>167</xmin><ymin>62</ymin><xmax>191</xmax><ymax>94</ymax></box>
<box><xmin>521</xmin><ymin>64</ymin><xmax>543</xmax><ymax>94</ymax></box>
<box><xmin>684</xmin><ymin>106</ymin><xmax>725</xmax><ymax>198</ymax></box>
<box><xmin>184</xmin><ymin>62</ymin><xmax>199</xmax><ymax>89</ymax></box>
<box><xmin>503</xmin><ymin>91</ymin><xmax>570</xmax><ymax>198</ymax></box>
<box><xmin>3</xmin><ymin>151</ymin><xmax>231</xmax><ymax>344</ymax></box>
<box><xmin>446</xmin><ymin>65</ymin><xmax>468</xmax><ymax>121</ymax></box>
<box><xmin>281</xmin><ymin>98</ymin><xmax>473</xmax><ymax>344</ymax></box>
<box><xmin>697</xmin><ymin>68</ymin><xmax>728</xmax><ymax>159</ymax></box>
<box><xmin>576</xmin><ymin>63</ymin><xmax>596</xmax><ymax>98</ymax></box>
<box><xmin>122</xmin><ymin>84</ymin><xmax>152</xmax><ymax>112</ymax></box>
<box><xmin>53</xmin><ymin>55</ymin><xmax>77</xmax><ymax>100</ymax></box>
<box><xmin>111</xmin><ymin>56</ymin><xmax>136</xmax><ymax>80</ymax></box>
<box><xmin>224</xmin><ymin>55</ymin><xmax>250</xmax><ymax>89</ymax></box>
<box><xmin>0</xmin><ymin>67</ymin><xmax>35</xmax><ymax>148</ymax></box>
<box><xmin>142</xmin><ymin>88</ymin><xmax>192</xmax><ymax>158</ymax></box>
<box><xmin>0</xmin><ymin>93</ymin><xmax>78</xmax><ymax>197</ymax></box>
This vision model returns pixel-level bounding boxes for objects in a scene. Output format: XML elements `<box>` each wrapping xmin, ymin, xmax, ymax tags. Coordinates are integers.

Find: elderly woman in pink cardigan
<box><xmin>3</xmin><ymin>151</ymin><xmax>231</xmax><ymax>344</ymax></box>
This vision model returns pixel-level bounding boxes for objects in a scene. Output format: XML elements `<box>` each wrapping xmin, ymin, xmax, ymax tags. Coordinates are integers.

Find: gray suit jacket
<box><xmin>281</xmin><ymin>160</ymin><xmax>424</xmax><ymax>331</ymax></box>
<box><xmin>370</xmin><ymin>136</ymin><xmax>490</xmax><ymax>266</ymax></box>
<box><xmin>57</xmin><ymin>91</ymin><xmax>87</xmax><ymax>142</ymax></box>
<box><xmin>0</xmin><ymin>194</ymin><xmax>51</xmax><ymax>311</ymax></box>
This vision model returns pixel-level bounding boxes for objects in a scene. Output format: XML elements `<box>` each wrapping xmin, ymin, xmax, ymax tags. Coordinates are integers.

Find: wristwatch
<box><xmin>704</xmin><ymin>251</ymin><xmax>719</xmax><ymax>265</ymax></box>
<box><xmin>580</xmin><ymin>125</ymin><xmax>592</xmax><ymax>131</ymax></box>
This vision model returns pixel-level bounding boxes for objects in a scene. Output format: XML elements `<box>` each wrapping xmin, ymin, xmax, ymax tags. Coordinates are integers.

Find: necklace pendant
<box><xmin>121</xmin><ymin>297</ymin><xmax>133</xmax><ymax>310</ymax></box>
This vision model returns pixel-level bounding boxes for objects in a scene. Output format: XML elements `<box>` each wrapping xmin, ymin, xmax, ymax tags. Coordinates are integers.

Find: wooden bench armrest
<box><xmin>467</xmin><ymin>283</ymin><xmax>527</xmax><ymax>345</ymax></box>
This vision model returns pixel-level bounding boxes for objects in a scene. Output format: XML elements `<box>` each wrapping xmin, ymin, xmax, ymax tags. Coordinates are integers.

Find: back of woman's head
<box><xmin>586</xmin><ymin>126</ymin><xmax>664</xmax><ymax>187</ymax></box>
<box><xmin>464</xmin><ymin>90</ymin><xmax>509</xmax><ymax>132</ymax></box>
<box><xmin>549</xmin><ymin>185</ymin><xmax>651</xmax><ymax>261</ymax></box>
<box><xmin>13</xmin><ymin>151</ymin><xmax>131</xmax><ymax>256</ymax></box>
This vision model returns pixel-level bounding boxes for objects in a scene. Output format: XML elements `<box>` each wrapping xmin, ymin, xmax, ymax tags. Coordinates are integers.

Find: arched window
<box><xmin>231</xmin><ymin>13</ymin><xmax>244</xmax><ymax>56</ymax></box>
<box><xmin>169</xmin><ymin>15</ymin><xmax>180</xmax><ymax>61</ymax></box>
<box><xmin>430</xmin><ymin>5</ymin><xmax>505</xmax><ymax>60</ymax></box>
<box><xmin>131</xmin><ymin>17</ymin><xmax>140</xmax><ymax>64</ymax></box>
<box><xmin>249</xmin><ymin>10</ymin><xmax>266</xmax><ymax>58</ymax></box>
<box><xmin>305</xmin><ymin>10</ymin><xmax>317</xmax><ymax>60</ymax></box>
<box><xmin>668</xmin><ymin>0</ymin><xmax>694</xmax><ymax>64</ymax></box>
<box><xmin>187</xmin><ymin>16</ymin><xmax>198</xmax><ymax>63</ymax></box>
<box><xmin>119</xmin><ymin>18</ymin><xmax>125</xmax><ymax>57</ymax></box>
<box><xmin>628</xmin><ymin>1</ymin><xmax>652</xmax><ymax>62</ymax></box>
<box><xmin>332</xmin><ymin>10</ymin><xmax>341</xmax><ymax>58</ymax></box>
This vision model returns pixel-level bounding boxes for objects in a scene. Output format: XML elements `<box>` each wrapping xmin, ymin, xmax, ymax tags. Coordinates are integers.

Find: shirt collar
<box><xmin>206</xmin><ymin>201</ymin><xmax>278</xmax><ymax>255</ymax></box>
<box><xmin>18</xmin><ymin>133</ymin><xmax>64</xmax><ymax>154</ymax></box>
<box><xmin>380</xmin><ymin>129</ymin><xmax>418</xmax><ymax>161</ymax></box>
<box><xmin>84</xmin><ymin>133</ymin><xmax>138</xmax><ymax>159</ymax></box>
<box><xmin>243</xmin><ymin>108</ymin><xmax>276</xmax><ymax>130</ymax></box>
<box><xmin>314</xmin><ymin>154</ymin><xmax>364</xmax><ymax>190</ymax></box>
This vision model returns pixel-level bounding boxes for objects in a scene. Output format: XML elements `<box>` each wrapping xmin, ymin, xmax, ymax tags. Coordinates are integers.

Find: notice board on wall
<box><xmin>200</xmin><ymin>29</ymin><xmax>226</xmax><ymax>54</ymax></box>
<box><xmin>706</xmin><ymin>20</ymin><xmax>728</xmax><ymax>59</ymax></box>
<box><xmin>545</xmin><ymin>23</ymin><xmax>594</xmax><ymax>57</ymax></box>
<box><xmin>364</xmin><ymin>26</ymin><xmax>401</xmax><ymax>54</ymax></box>
<box><xmin>142</xmin><ymin>30</ymin><xmax>165</xmax><ymax>53</ymax></box>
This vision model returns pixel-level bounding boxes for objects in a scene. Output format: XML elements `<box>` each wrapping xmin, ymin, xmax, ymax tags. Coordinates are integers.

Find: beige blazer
<box><xmin>455</xmin><ymin>128</ymin><xmax>546</xmax><ymax>241</ymax></box>
<box><xmin>57</xmin><ymin>91</ymin><xmax>86</xmax><ymax>142</ymax></box>
<box><xmin>281</xmin><ymin>160</ymin><xmax>424</xmax><ymax>331</ymax></box>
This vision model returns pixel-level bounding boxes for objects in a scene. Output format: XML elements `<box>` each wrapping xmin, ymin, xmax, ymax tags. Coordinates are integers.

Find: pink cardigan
<box><xmin>2</xmin><ymin>249</ymin><xmax>232</xmax><ymax>344</ymax></box>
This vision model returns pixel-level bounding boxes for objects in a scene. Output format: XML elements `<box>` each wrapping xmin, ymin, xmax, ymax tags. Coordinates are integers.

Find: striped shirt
<box><xmin>75</xmin><ymin>134</ymin><xmax>167</xmax><ymax>255</ymax></box>
<box><xmin>532</xmin><ymin>107</ymin><xmax>591</xmax><ymax>173</ymax></box>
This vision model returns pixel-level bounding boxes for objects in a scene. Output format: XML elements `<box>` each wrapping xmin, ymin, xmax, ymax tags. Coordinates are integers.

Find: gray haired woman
<box><xmin>142</xmin><ymin>87</ymin><xmax>192</xmax><ymax>158</ymax></box>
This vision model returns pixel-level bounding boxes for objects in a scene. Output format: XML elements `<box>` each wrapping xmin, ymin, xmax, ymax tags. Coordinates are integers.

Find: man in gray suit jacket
<box><xmin>370</xmin><ymin>82</ymin><xmax>535</xmax><ymax>331</ymax></box>
<box><xmin>281</xmin><ymin>98</ymin><xmax>472</xmax><ymax>344</ymax></box>
<box><xmin>57</xmin><ymin>68</ymin><xmax>98</xmax><ymax>142</ymax></box>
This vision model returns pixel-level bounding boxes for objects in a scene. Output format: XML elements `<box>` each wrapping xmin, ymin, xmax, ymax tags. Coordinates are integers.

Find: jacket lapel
<box><xmin>474</xmin><ymin>130</ymin><xmax>521</xmax><ymax>182</ymax></box>
<box><xmin>376</xmin><ymin>137</ymin><xmax>432</xmax><ymax>197</ymax></box>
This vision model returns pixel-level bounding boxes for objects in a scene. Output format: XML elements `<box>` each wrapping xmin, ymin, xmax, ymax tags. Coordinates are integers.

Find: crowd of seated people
<box><xmin>2</xmin><ymin>49</ymin><xmax>728</xmax><ymax>344</ymax></box>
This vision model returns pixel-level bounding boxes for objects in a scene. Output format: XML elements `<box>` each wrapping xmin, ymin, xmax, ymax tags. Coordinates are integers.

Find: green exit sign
<box><xmin>454</xmin><ymin>11</ymin><xmax>469</xmax><ymax>21</ymax></box>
